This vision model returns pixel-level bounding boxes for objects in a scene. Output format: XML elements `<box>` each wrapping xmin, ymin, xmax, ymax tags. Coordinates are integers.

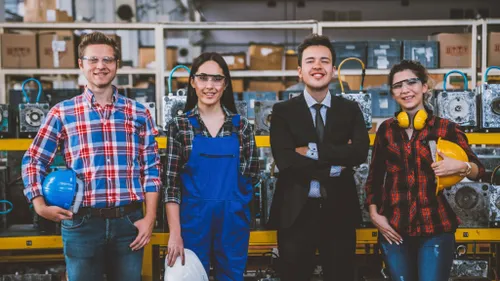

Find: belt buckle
<box><xmin>98</xmin><ymin>207</ymin><xmax>114</xmax><ymax>218</ymax></box>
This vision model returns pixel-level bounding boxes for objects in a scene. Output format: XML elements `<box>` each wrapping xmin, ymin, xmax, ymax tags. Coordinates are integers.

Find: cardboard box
<box><xmin>38</xmin><ymin>31</ymin><xmax>76</xmax><ymax>68</ymax></box>
<box><xmin>232</xmin><ymin>79</ymin><xmax>245</xmax><ymax>92</ymax></box>
<box><xmin>429</xmin><ymin>33</ymin><xmax>471</xmax><ymax>68</ymax></box>
<box><xmin>249</xmin><ymin>43</ymin><xmax>284</xmax><ymax>70</ymax></box>
<box><xmin>222</xmin><ymin>53</ymin><xmax>246</xmax><ymax>70</ymax></box>
<box><xmin>285</xmin><ymin>53</ymin><xmax>298</xmax><ymax>70</ymax></box>
<box><xmin>24</xmin><ymin>0</ymin><xmax>57</xmax><ymax>22</ymax></box>
<box><xmin>25</xmin><ymin>8</ymin><xmax>73</xmax><ymax>22</ymax></box>
<box><xmin>138</xmin><ymin>47</ymin><xmax>178</xmax><ymax>69</ymax></box>
<box><xmin>1</xmin><ymin>33</ymin><xmax>37</xmax><ymax>68</ymax></box>
<box><xmin>488</xmin><ymin>32</ymin><xmax>500</xmax><ymax>66</ymax></box>
<box><xmin>248</xmin><ymin>80</ymin><xmax>285</xmax><ymax>92</ymax></box>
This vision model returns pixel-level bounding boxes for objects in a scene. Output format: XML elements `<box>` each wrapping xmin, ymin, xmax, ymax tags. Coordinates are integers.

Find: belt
<box><xmin>78</xmin><ymin>202</ymin><xmax>142</xmax><ymax>219</ymax></box>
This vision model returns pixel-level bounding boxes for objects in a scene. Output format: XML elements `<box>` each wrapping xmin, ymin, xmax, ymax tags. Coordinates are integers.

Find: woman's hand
<box><xmin>431</xmin><ymin>151</ymin><xmax>468</xmax><ymax>177</ymax></box>
<box><xmin>370</xmin><ymin>212</ymin><xmax>403</xmax><ymax>245</ymax></box>
<box><xmin>166</xmin><ymin>233</ymin><xmax>184</xmax><ymax>267</ymax></box>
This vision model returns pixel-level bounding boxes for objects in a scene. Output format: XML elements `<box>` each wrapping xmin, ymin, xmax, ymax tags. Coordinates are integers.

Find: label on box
<box><xmin>46</xmin><ymin>9</ymin><xmax>56</xmax><ymax>21</ymax></box>
<box><xmin>379</xmin><ymin>97</ymin><xmax>389</xmax><ymax>109</ymax></box>
<box><xmin>223</xmin><ymin>56</ymin><xmax>235</xmax><ymax>65</ymax></box>
<box><xmin>346</xmin><ymin>45</ymin><xmax>355</xmax><ymax>50</ymax></box>
<box><xmin>374</xmin><ymin>49</ymin><xmax>387</xmax><ymax>56</ymax></box>
<box><xmin>52</xmin><ymin>40</ymin><xmax>66</xmax><ymax>68</ymax></box>
<box><xmin>261</xmin><ymin>48</ymin><xmax>274</xmax><ymax>56</ymax></box>
<box><xmin>376</xmin><ymin>56</ymin><xmax>389</xmax><ymax>69</ymax></box>
<box><xmin>250</xmin><ymin>99</ymin><xmax>255</xmax><ymax>109</ymax></box>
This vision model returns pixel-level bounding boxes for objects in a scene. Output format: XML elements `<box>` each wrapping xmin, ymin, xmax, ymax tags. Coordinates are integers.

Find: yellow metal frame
<box><xmin>2</xmin><ymin>229</ymin><xmax>500</xmax><ymax>281</ymax></box>
<box><xmin>1</xmin><ymin>133</ymin><xmax>500</xmax><ymax>150</ymax></box>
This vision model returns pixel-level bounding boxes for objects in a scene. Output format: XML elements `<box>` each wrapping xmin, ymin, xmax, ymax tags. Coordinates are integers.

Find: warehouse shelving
<box><xmin>318</xmin><ymin>19</ymin><xmax>479</xmax><ymax>87</ymax></box>
<box><xmin>1</xmin><ymin>19</ymin><xmax>500</xmax><ymax>280</ymax></box>
<box><xmin>481</xmin><ymin>18</ymin><xmax>500</xmax><ymax>77</ymax></box>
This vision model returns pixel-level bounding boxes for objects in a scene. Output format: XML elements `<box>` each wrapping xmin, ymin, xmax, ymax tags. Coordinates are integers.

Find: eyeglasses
<box><xmin>193</xmin><ymin>74</ymin><xmax>226</xmax><ymax>86</ymax></box>
<box><xmin>391</xmin><ymin>78</ymin><xmax>421</xmax><ymax>91</ymax></box>
<box><xmin>80</xmin><ymin>56</ymin><xmax>117</xmax><ymax>65</ymax></box>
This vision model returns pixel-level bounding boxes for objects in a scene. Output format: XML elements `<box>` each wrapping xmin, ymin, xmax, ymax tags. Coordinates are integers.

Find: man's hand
<box><xmin>129</xmin><ymin>215</ymin><xmax>155</xmax><ymax>251</ymax></box>
<box><xmin>295</xmin><ymin>146</ymin><xmax>308</xmax><ymax>156</ymax></box>
<box><xmin>32</xmin><ymin>197</ymin><xmax>72</xmax><ymax>222</ymax></box>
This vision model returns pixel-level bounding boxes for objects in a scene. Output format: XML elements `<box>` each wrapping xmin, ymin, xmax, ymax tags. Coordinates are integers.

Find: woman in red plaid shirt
<box><xmin>365</xmin><ymin>60</ymin><xmax>485</xmax><ymax>281</ymax></box>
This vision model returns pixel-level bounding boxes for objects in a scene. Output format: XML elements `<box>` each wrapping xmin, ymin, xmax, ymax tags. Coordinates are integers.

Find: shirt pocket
<box><xmin>385</xmin><ymin>143</ymin><xmax>403</xmax><ymax>173</ymax></box>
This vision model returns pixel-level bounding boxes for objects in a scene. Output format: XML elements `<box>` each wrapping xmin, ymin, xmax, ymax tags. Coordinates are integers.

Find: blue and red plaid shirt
<box><xmin>22</xmin><ymin>87</ymin><xmax>161</xmax><ymax>208</ymax></box>
<box><xmin>365</xmin><ymin>112</ymin><xmax>485</xmax><ymax>236</ymax></box>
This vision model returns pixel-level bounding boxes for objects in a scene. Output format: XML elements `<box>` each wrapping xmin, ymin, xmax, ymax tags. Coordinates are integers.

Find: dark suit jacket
<box><xmin>268</xmin><ymin>93</ymin><xmax>370</xmax><ymax>229</ymax></box>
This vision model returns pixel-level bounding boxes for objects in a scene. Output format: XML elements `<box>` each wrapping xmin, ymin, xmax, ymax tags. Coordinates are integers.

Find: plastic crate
<box><xmin>332</xmin><ymin>41</ymin><xmax>367</xmax><ymax>69</ymax></box>
<box><xmin>369</xmin><ymin>86</ymin><xmax>399</xmax><ymax>117</ymax></box>
<box><xmin>367</xmin><ymin>41</ymin><xmax>402</xmax><ymax>69</ymax></box>
<box><xmin>403</xmin><ymin>40</ymin><xmax>439</xmax><ymax>69</ymax></box>
<box><xmin>242</xmin><ymin>91</ymin><xmax>277</xmax><ymax>119</ymax></box>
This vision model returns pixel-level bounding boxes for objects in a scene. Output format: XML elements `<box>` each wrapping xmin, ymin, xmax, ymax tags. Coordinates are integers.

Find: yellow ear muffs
<box><xmin>413</xmin><ymin>109</ymin><xmax>428</xmax><ymax>130</ymax></box>
<box><xmin>396</xmin><ymin>109</ymin><xmax>428</xmax><ymax>130</ymax></box>
<box><xmin>396</xmin><ymin>111</ymin><xmax>410</xmax><ymax>129</ymax></box>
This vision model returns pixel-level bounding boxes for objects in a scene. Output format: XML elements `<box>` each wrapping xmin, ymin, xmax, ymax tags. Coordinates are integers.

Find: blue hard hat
<box><xmin>42</xmin><ymin>170</ymin><xmax>78</xmax><ymax>210</ymax></box>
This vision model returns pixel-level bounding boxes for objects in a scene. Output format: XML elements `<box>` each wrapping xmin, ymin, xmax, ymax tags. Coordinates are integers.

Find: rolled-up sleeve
<box><xmin>22</xmin><ymin>106</ymin><xmax>63</xmax><ymax>202</ymax></box>
<box><xmin>140</xmin><ymin>109</ymin><xmax>161</xmax><ymax>193</ymax></box>
<box><xmin>164</xmin><ymin>119</ymin><xmax>183</xmax><ymax>204</ymax></box>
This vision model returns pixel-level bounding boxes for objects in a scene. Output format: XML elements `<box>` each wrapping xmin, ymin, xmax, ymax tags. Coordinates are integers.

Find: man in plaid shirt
<box><xmin>22</xmin><ymin>32</ymin><xmax>161</xmax><ymax>281</ymax></box>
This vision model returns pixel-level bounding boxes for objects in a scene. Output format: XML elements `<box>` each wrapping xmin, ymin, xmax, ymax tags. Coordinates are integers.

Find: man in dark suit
<box><xmin>269</xmin><ymin>34</ymin><xmax>370</xmax><ymax>281</ymax></box>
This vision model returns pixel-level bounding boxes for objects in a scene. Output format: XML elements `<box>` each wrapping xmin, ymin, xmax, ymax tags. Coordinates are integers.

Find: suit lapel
<box><xmin>296</xmin><ymin>94</ymin><xmax>318</xmax><ymax>142</ymax></box>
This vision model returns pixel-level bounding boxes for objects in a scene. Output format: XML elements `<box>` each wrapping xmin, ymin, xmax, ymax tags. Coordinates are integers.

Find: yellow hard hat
<box><xmin>435</xmin><ymin>138</ymin><xmax>469</xmax><ymax>195</ymax></box>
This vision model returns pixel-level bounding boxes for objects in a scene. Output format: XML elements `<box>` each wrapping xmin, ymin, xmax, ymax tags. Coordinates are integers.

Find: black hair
<box><xmin>297</xmin><ymin>34</ymin><xmax>336</xmax><ymax>67</ymax></box>
<box><xmin>184</xmin><ymin>52</ymin><xmax>237</xmax><ymax>113</ymax></box>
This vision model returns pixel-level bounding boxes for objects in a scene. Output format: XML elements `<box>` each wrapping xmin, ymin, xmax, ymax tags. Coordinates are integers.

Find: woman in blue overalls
<box><xmin>164</xmin><ymin>52</ymin><xmax>260</xmax><ymax>280</ymax></box>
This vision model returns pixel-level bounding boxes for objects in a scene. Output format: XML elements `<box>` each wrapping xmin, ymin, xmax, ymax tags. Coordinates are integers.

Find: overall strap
<box><xmin>231</xmin><ymin>114</ymin><xmax>241</xmax><ymax>135</ymax></box>
<box><xmin>187</xmin><ymin>112</ymin><xmax>203</xmax><ymax>135</ymax></box>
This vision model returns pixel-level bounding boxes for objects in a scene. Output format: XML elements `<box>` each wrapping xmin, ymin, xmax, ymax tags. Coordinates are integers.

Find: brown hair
<box><xmin>297</xmin><ymin>34</ymin><xmax>336</xmax><ymax>67</ymax></box>
<box><xmin>78</xmin><ymin>32</ymin><xmax>121</xmax><ymax>62</ymax></box>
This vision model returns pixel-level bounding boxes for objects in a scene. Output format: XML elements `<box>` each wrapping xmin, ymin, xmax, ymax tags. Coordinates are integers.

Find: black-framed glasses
<box><xmin>391</xmin><ymin>77</ymin><xmax>421</xmax><ymax>91</ymax></box>
<box><xmin>193</xmin><ymin>74</ymin><xmax>226</xmax><ymax>86</ymax></box>
<box><xmin>80</xmin><ymin>56</ymin><xmax>117</xmax><ymax>65</ymax></box>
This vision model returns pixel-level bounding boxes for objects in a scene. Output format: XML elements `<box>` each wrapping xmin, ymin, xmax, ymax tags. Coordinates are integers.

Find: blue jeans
<box><xmin>379</xmin><ymin>232</ymin><xmax>455</xmax><ymax>281</ymax></box>
<box><xmin>61</xmin><ymin>209</ymin><xmax>144</xmax><ymax>281</ymax></box>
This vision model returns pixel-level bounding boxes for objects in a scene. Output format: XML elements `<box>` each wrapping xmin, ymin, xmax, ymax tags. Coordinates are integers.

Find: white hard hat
<box><xmin>164</xmin><ymin>248</ymin><xmax>208</xmax><ymax>281</ymax></box>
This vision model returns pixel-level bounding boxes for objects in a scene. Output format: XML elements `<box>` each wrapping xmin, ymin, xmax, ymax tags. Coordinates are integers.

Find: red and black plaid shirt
<box><xmin>365</xmin><ymin>113</ymin><xmax>485</xmax><ymax>236</ymax></box>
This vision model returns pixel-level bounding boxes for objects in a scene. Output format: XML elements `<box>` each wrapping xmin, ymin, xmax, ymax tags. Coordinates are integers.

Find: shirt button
<box><xmin>107</xmin><ymin>158</ymin><xmax>111</xmax><ymax>163</ymax></box>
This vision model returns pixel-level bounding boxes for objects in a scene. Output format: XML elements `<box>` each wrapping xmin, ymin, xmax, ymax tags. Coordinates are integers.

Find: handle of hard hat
<box><xmin>338</xmin><ymin>57</ymin><xmax>366</xmax><ymax>93</ymax></box>
<box><xmin>443</xmin><ymin>70</ymin><xmax>468</xmax><ymax>92</ymax></box>
<box><xmin>168</xmin><ymin>65</ymin><xmax>191</xmax><ymax>95</ymax></box>
<box><xmin>21</xmin><ymin>78</ymin><xmax>43</xmax><ymax>104</ymax></box>
<box><xmin>0</xmin><ymin>200</ymin><xmax>13</xmax><ymax>214</ymax></box>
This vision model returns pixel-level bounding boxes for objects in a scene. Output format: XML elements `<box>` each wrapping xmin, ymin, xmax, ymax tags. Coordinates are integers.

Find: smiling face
<box><xmin>190</xmin><ymin>60</ymin><xmax>226</xmax><ymax>108</ymax></box>
<box><xmin>298</xmin><ymin>45</ymin><xmax>335</xmax><ymax>94</ymax></box>
<box><xmin>78</xmin><ymin>44</ymin><xmax>118</xmax><ymax>91</ymax></box>
<box><xmin>391</xmin><ymin>69</ymin><xmax>428</xmax><ymax>112</ymax></box>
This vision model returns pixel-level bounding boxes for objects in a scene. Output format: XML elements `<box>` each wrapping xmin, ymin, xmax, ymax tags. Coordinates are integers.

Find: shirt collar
<box><xmin>303</xmin><ymin>89</ymin><xmax>331</xmax><ymax>109</ymax></box>
<box><xmin>84</xmin><ymin>86</ymin><xmax>119</xmax><ymax>108</ymax></box>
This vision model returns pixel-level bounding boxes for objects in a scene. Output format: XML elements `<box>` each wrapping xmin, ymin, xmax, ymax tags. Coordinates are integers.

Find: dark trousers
<box><xmin>277</xmin><ymin>199</ymin><xmax>356</xmax><ymax>281</ymax></box>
